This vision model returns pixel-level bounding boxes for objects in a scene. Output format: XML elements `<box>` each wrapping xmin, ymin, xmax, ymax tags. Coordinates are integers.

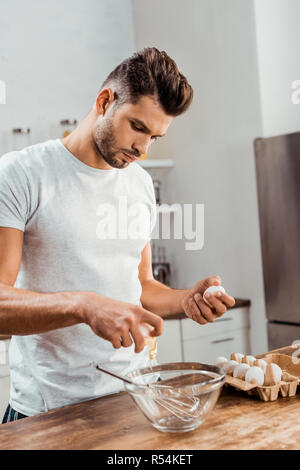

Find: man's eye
<box><xmin>131</xmin><ymin>122</ymin><xmax>143</xmax><ymax>132</ymax></box>
<box><xmin>131</xmin><ymin>122</ymin><xmax>158</xmax><ymax>141</ymax></box>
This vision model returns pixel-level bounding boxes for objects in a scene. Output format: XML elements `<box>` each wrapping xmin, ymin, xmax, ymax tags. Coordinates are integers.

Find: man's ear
<box><xmin>95</xmin><ymin>88</ymin><xmax>115</xmax><ymax>116</ymax></box>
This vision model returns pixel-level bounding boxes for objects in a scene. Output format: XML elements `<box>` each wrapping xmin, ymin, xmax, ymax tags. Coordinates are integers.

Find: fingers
<box><xmin>183</xmin><ymin>295</ymin><xmax>211</xmax><ymax>325</ymax></box>
<box><xmin>133</xmin><ymin>308</ymin><xmax>163</xmax><ymax>352</ymax></box>
<box><xmin>141</xmin><ymin>309</ymin><xmax>164</xmax><ymax>337</ymax></box>
<box><xmin>130</xmin><ymin>324</ymin><xmax>146</xmax><ymax>353</ymax></box>
<box><xmin>111</xmin><ymin>335</ymin><xmax>122</xmax><ymax>349</ymax></box>
<box><xmin>204</xmin><ymin>290</ymin><xmax>236</xmax><ymax>313</ymax></box>
<box><xmin>109</xmin><ymin>307</ymin><xmax>163</xmax><ymax>353</ymax></box>
<box><xmin>219</xmin><ymin>292</ymin><xmax>236</xmax><ymax>308</ymax></box>
<box><xmin>189</xmin><ymin>297</ymin><xmax>208</xmax><ymax>324</ymax></box>
<box><xmin>191</xmin><ymin>275</ymin><xmax>222</xmax><ymax>295</ymax></box>
<box><xmin>120</xmin><ymin>331</ymin><xmax>133</xmax><ymax>348</ymax></box>
<box><xmin>193</xmin><ymin>293</ymin><xmax>218</xmax><ymax>322</ymax></box>
<box><xmin>204</xmin><ymin>275</ymin><xmax>222</xmax><ymax>288</ymax></box>
<box><xmin>204</xmin><ymin>292</ymin><xmax>227</xmax><ymax>317</ymax></box>
<box><xmin>183</xmin><ymin>286</ymin><xmax>235</xmax><ymax>324</ymax></box>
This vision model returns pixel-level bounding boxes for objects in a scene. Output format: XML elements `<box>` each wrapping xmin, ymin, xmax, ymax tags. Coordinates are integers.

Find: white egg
<box><xmin>203</xmin><ymin>286</ymin><xmax>226</xmax><ymax>307</ymax></box>
<box><xmin>245</xmin><ymin>355</ymin><xmax>256</xmax><ymax>365</ymax></box>
<box><xmin>235</xmin><ymin>353</ymin><xmax>245</xmax><ymax>362</ymax></box>
<box><xmin>216</xmin><ymin>362</ymin><xmax>228</xmax><ymax>372</ymax></box>
<box><xmin>255</xmin><ymin>359</ymin><xmax>267</xmax><ymax>372</ymax></box>
<box><xmin>245</xmin><ymin>366</ymin><xmax>265</xmax><ymax>386</ymax></box>
<box><xmin>270</xmin><ymin>363</ymin><xmax>282</xmax><ymax>382</ymax></box>
<box><xmin>233</xmin><ymin>363</ymin><xmax>250</xmax><ymax>378</ymax></box>
<box><xmin>230</xmin><ymin>352</ymin><xmax>244</xmax><ymax>363</ymax></box>
<box><xmin>223</xmin><ymin>359</ymin><xmax>239</xmax><ymax>373</ymax></box>
<box><xmin>213</xmin><ymin>356</ymin><xmax>228</xmax><ymax>366</ymax></box>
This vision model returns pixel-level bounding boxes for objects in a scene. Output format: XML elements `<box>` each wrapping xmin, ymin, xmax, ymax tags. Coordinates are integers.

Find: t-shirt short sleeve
<box><xmin>0</xmin><ymin>152</ymin><xmax>36</xmax><ymax>232</ymax></box>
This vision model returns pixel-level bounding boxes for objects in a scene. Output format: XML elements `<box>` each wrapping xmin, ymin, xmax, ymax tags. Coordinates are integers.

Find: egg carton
<box><xmin>225</xmin><ymin>353</ymin><xmax>300</xmax><ymax>402</ymax></box>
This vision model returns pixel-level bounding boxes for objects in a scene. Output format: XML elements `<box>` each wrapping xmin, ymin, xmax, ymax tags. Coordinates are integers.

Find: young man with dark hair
<box><xmin>0</xmin><ymin>48</ymin><xmax>234</xmax><ymax>423</ymax></box>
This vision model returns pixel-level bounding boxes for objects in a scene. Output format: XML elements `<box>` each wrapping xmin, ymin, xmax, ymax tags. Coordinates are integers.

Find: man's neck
<box><xmin>61</xmin><ymin>112</ymin><xmax>113</xmax><ymax>170</ymax></box>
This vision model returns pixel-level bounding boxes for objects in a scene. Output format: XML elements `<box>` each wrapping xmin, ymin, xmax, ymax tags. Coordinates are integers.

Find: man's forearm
<box><xmin>0</xmin><ymin>282</ymin><xmax>83</xmax><ymax>335</ymax></box>
<box><xmin>140</xmin><ymin>279</ymin><xmax>190</xmax><ymax>317</ymax></box>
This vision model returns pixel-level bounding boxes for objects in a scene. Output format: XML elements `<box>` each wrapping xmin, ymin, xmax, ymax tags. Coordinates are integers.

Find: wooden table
<box><xmin>0</xmin><ymin>346</ymin><xmax>299</xmax><ymax>450</ymax></box>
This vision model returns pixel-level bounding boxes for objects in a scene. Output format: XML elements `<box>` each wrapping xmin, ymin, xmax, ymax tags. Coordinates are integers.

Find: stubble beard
<box><xmin>92</xmin><ymin>118</ymin><xmax>128</xmax><ymax>169</ymax></box>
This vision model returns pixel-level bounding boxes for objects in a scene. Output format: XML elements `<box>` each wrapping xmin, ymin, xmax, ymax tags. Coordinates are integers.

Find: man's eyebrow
<box><xmin>131</xmin><ymin>118</ymin><xmax>165</xmax><ymax>138</ymax></box>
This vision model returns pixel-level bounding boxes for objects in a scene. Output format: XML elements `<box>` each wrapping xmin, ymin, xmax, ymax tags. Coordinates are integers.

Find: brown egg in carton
<box><xmin>224</xmin><ymin>352</ymin><xmax>300</xmax><ymax>402</ymax></box>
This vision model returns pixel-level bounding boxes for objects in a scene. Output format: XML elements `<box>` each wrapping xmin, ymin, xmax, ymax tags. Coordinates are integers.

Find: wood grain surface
<box><xmin>0</xmin><ymin>345</ymin><xmax>298</xmax><ymax>450</ymax></box>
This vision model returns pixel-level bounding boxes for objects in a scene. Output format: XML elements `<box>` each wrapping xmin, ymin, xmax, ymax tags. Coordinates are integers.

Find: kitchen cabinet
<box><xmin>157</xmin><ymin>319</ymin><xmax>182</xmax><ymax>363</ymax></box>
<box><xmin>157</xmin><ymin>306</ymin><xmax>250</xmax><ymax>364</ymax></box>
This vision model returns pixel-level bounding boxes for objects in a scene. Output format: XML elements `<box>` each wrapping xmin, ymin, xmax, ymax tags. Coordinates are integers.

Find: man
<box><xmin>0</xmin><ymin>48</ymin><xmax>235</xmax><ymax>423</ymax></box>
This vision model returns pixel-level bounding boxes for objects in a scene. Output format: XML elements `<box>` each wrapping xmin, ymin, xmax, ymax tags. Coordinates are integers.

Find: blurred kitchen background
<box><xmin>0</xmin><ymin>0</ymin><xmax>300</xmax><ymax>408</ymax></box>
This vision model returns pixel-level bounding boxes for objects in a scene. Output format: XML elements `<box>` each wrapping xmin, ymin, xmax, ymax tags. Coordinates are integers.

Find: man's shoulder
<box><xmin>126</xmin><ymin>161</ymin><xmax>153</xmax><ymax>185</ymax></box>
<box><xmin>124</xmin><ymin>162</ymin><xmax>155</xmax><ymax>205</ymax></box>
<box><xmin>0</xmin><ymin>139</ymin><xmax>60</xmax><ymax>172</ymax></box>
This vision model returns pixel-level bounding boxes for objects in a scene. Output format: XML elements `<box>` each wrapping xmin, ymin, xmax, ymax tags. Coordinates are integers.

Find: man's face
<box><xmin>93</xmin><ymin>95</ymin><xmax>173</xmax><ymax>169</ymax></box>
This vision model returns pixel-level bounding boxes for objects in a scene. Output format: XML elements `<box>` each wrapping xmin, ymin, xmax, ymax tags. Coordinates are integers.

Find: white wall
<box><xmin>0</xmin><ymin>0</ymin><xmax>135</xmax><ymax>154</ymax></box>
<box><xmin>132</xmin><ymin>0</ymin><xmax>268</xmax><ymax>354</ymax></box>
<box><xmin>254</xmin><ymin>0</ymin><xmax>300</xmax><ymax>137</ymax></box>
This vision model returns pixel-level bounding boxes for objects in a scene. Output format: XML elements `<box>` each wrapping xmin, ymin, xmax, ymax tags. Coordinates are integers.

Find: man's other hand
<box><xmin>181</xmin><ymin>275</ymin><xmax>235</xmax><ymax>325</ymax></box>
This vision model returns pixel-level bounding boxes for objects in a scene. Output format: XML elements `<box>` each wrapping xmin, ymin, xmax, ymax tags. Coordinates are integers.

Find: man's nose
<box><xmin>132</xmin><ymin>137</ymin><xmax>151</xmax><ymax>157</ymax></box>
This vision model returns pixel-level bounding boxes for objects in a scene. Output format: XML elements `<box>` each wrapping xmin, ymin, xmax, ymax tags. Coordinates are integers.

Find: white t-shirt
<box><xmin>0</xmin><ymin>139</ymin><xmax>156</xmax><ymax>416</ymax></box>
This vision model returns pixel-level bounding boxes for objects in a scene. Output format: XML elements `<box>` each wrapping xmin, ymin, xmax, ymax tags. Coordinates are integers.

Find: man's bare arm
<box><xmin>0</xmin><ymin>282</ymin><xmax>83</xmax><ymax>335</ymax></box>
<box><xmin>0</xmin><ymin>227</ymin><xmax>82</xmax><ymax>335</ymax></box>
<box><xmin>138</xmin><ymin>243</ymin><xmax>188</xmax><ymax>316</ymax></box>
<box><xmin>0</xmin><ymin>228</ymin><xmax>163</xmax><ymax>352</ymax></box>
<box><xmin>139</xmin><ymin>242</ymin><xmax>235</xmax><ymax>323</ymax></box>
<box><xmin>139</xmin><ymin>278</ymin><xmax>188</xmax><ymax>317</ymax></box>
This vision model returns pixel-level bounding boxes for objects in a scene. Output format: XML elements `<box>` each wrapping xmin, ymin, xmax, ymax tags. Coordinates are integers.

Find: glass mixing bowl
<box><xmin>124</xmin><ymin>362</ymin><xmax>225</xmax><ymax>433</ymax></box>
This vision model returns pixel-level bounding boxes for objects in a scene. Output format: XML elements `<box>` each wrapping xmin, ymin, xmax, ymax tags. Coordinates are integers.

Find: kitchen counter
<box><xmin>0</xmin><ymin>345</ymin><xmax>298</xmax><ymax>450</ymax></box>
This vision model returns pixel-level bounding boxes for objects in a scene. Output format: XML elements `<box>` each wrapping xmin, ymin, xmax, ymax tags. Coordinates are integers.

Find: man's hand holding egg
<box><xmin>181</xmin><ymin>275</ymin><xmax>235</xmax><ymax>325</ymax></box>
